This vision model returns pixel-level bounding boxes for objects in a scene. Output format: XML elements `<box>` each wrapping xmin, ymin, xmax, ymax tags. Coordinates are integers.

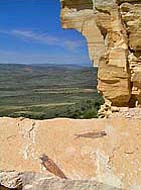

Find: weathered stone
<box><xmin>60</xmin><ymin>0</ymin><xmax>141</xmax><ymax>108</ymax></box>
<box><xmin>0</xmin><ymin>171</ymin><xmax>123</xmax><ymax>190</ymax></box>
<box><xmin>22</xmin><ymin>172</ymin><xmax>122</xmax><ymax>190</ymax></box>
<box><xmin>0</xmin><ymin>117</ymin><xmax>141</xmax><ymax>189</ymax></box>
<box><xmin>0</xmin><ymin>171</ymin><xmax>22</xmax><ymax>189</ymax></box>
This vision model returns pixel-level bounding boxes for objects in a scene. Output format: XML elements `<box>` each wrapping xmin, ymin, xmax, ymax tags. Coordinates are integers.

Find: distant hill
<box><xmin>0</xmin><ymin>63</ymin><xmax>98</xmax><ymax>89</ymax></box>
<box><xmin>0</xmin><ymin>63</ymin><xmax>92</xmax><ymax>70</ymax></box>
<box><xmin>31</xmin><ymin>63</ymin><xmax>92</xmax><ymax>69</ymax></box>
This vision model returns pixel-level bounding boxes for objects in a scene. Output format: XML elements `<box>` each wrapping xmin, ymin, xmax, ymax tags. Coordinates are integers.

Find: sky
<box><xmin>0</xmin><ymin>0</ymin><xmax>91</xmax><ymax>65</ymax></box>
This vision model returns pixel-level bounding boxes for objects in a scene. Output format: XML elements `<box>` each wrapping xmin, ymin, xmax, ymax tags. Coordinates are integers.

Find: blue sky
<box><xmin>0</xmin><ymin>0</ymin><xmax>91</xmax><ymax>65</ymax></box>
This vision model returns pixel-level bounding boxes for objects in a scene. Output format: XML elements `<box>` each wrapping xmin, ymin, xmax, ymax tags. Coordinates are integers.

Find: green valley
<box><xmin>0</xmin><ymin>64</ymin><xmax>103</xmax><ymax>119</ymax></box>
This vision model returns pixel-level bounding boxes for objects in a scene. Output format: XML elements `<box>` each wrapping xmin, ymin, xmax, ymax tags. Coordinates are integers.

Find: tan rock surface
<box><xmin>0</xmin><ymin>117</ymin><xmax>141</xmax><ymax>189</ymax></box>
<box><xmin>60</xmin><ymin>0</ymin><xmax>141</xmax><ymax>109</ymax></box>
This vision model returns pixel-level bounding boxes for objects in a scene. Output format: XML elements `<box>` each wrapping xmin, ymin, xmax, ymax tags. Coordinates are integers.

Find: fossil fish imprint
<box><xmin>74</xmin><ymin>130</ymin><xmax>107</xmax><ymax>139</ymax></box>
<box><xmin>40</xmin><ymin>154</ymin><xmax>67</xmax><ymax>179</ymax></box>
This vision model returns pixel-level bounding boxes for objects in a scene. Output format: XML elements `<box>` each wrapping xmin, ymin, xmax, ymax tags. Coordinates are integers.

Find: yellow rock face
<box><xmin>0</xmin><ymin>117</ymin><xmax>141</xmax><ymax>189</ymax></box>
<box><xmin>60</xmin><ymin>0</ymin><xmax>141</xmax><ymax>107</ymax></box>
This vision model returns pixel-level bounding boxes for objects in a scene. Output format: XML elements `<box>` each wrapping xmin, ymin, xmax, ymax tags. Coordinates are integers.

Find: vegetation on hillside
<box><xmin>0</xmin><ymin>64</ymin><xmax>104</xmax><ymax>119</ymax></box>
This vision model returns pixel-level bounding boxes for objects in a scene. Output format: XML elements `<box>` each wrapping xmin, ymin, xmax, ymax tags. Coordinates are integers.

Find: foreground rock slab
<box><xmin>0</xmin><ymin>117</ymin><xmax>141</xmax><ymax>189</ymax></box>
<box><xmin>0</xmin><ymin>171</ymin><xmax>122</xmax><ymax>190</ymax></box>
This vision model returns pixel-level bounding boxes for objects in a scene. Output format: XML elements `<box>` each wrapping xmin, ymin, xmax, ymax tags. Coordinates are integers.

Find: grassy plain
<box><xmin>0</xmin><ymin>64</ymin><xmax>103</xmax><ymax>119</ymax></box>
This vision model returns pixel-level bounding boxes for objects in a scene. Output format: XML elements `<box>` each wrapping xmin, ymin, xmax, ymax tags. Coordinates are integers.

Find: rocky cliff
<box><xmin>60</xmin><ymin>0</ymin><xmax>141</xmax><ymax>112</ymax></box>
<box><xmin>0</xmin><ymin>117</ymin><xmax>141</xmax><ymax>189</ymax></box>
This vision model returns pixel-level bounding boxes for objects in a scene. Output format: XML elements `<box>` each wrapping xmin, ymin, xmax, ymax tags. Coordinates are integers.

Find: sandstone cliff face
<box><xmin>0</xmin><ymin>117</ymin><xmax>141</xmax><ymax>190</ymax></box>
<box><xmin>60</xmin><ymin>0</ymin><xmax>141</xmax><ymax>108</ymax></box>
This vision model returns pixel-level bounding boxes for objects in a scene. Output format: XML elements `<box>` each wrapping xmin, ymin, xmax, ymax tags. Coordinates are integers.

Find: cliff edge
<box><xmin>60</xmin><ymin>0</ymin><xmax>141</xmax><ymax>117</ymax></box>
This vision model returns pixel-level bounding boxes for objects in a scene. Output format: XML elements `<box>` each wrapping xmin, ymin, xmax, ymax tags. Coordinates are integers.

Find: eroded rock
<box><xmin>0</xmin><ymin>171</ymin><xmax>22</xmax><ymax>189</ymax></box>
<box><xmin>0</xmin><ymin>171</ymin><xmax>123</xmax><ymax>190</ymax></box>
<box><xmin>60</xmin><ymin>0</ymin><xmax>141</xmax><ymax>111</ymax></box>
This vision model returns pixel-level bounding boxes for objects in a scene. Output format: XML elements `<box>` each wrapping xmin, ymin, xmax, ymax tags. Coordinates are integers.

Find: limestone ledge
<box><xmin>0</xmin><ymin>117</ymin><xmax>141</xmax><ymax>190</ymax></box>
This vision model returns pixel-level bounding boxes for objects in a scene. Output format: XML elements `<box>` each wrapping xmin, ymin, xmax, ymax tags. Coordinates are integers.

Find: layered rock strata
<box><xmin>60</xmin><ymin>0</ymin><xmax>141</xmax><ymax>113</ymax></box>
<box><xmin>0</xmin><ymin>117</ymin><xmax>141</xmax><ymax>190</ymax></box>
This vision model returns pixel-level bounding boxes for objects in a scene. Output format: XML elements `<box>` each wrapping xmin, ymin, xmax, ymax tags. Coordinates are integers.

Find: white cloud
<box><xmin>0</xmin><ymin>29</ymin><xmax>91</xmax><ymax>65</ymax></box>
<box><xmin>64</xmin><ymin>40</ymin><xmax>83</xmax><ymax>50</ymax></box>
<box><xmin>0</xmin><ymin>50</ymin><xmax>91</xmax><ymax>65</ymax></box>
<box><xmin>0</xmin><ymin>29</ymin><xmax>83</xmax><ymax>51</ymax></box>
<box><xmin>11</xmin><ymin>30</ymin><xmax>59</xmax><ymax>45</ymax></box>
